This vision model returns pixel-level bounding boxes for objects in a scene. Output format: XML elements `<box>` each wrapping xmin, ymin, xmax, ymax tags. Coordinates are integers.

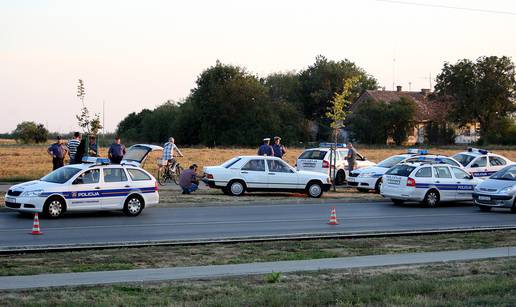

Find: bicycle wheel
<box><xmin>157</xmin><ymin>166</ymin><xmax>170</xmax><ymax>186</ymax></box>
<box><xmin>172</xmin><ymin>165</ymin><xmax>184</xmax><ymax>185</ymax></box>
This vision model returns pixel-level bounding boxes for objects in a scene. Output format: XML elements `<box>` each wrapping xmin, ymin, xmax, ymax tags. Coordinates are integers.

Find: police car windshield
<box><xmin>385</xmin><ymin>165</ymin><xmax>416</xmax><ymax>177</ymax></box>
<box><xmin>490</xmin><ymin>165</ymin><xmax>516</xmax><ymax>181</ymax></box>
<box><xmin>377</xmin><ymin>156</ymin><xmax>406</xmax><ymax>168</ymax></box>
<box><xmin>41</xmin><ymin>167</ymin><xmax>82</xmax><ymax>184</ymax></box>
<box><xmin>452</xmin><ymin>154</ymin><xmax>475</xmax><ymax>167</ymax></box>
<box><xmin>299</xmin><ymin>150</ymin><xmax>327</xmax><ymax>160</ymax></box>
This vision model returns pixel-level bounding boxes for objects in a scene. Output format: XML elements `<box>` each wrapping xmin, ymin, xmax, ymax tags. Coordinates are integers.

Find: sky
<box><xmin>1</xmin><ymin>0</ymin><xmax>515</xmax><ymax>133</ymax></box>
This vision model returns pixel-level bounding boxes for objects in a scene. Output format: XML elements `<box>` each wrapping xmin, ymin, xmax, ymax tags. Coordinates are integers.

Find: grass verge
<box><xmin>1</xmin><ymin>258</ymin><xmax>516</xmax><ymax>306</ymax></box>
<box><xmin>1</xmin><ymin>230</ymin><xmax>516</xmax><ymax>276</ymax></box>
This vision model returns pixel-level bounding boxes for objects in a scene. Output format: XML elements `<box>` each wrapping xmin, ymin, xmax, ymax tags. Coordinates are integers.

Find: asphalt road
<box><xmin>1</xmin><ymin>201</ymin><xmax>516</xmax><ymax>251</ymax></box>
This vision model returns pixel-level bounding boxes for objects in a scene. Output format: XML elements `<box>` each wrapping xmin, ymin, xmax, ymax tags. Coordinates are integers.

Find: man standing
<box><xmin>272</xmin><ymin>136</ymin><xmax>287</xmax><ymax>159</ymax></box>
<box><xmin>108</xmin><ymin>136</ymin><xmax>126</xmax><ymax>164</ymax></box>
<box><xmin>47</xmin><ymin>136</ymin><xmax>68</xmax><ymax>170</ymax></box>
<box><xmin>257</xmin><ymin>138</ymin><xmax>273</xmax><ymax>156</ymax></box>
<box><xmin>88</xmin><ymin>135</ymin><xmax>98</xmax><ymax>157</ymax></box>
<box><xmin>67</xmin><ymin>132</ymin><xmax>81</xmax><ymax>164</ymax></box>
<box><xmin>162</xmin><ymin>137</ymin><xmax>184</xmax><ymax>168</ymax></box>
<box><xmin>346</xmin><ymin>143</ymin><xmax>357</xmax><ymax>172</ymax></box>
<box><xmin>179</xmin><ymin>164</ymin><xmax>201</xmax><ymax>194</ymax></box>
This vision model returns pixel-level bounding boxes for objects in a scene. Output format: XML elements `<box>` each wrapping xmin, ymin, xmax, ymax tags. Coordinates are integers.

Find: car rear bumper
<box><xmin>347</xmin><ymin>177</ymin><xmax>377</xmax><ymax>189</ymax></box>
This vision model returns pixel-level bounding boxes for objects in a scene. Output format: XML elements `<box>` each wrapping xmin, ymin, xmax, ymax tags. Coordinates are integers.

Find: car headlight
<box><xmin>358</xmin><ymin>172</ymin><xmax>376</xmax><ymax>178</ymax></box>
<box><xmin>21</xmin><ymin>190</ymin><xmax>43</xmax><ymax>197</ymax></box>
<box><xmin>499</xmin><ymin>186</ymin><xmax>514</xmax><ymax>194</ymax></box>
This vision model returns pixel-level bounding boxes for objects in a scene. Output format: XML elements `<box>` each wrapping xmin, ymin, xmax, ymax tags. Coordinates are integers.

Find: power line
<box><xmin>375</xmin><ymin>0</ymin><xmax>516</xmax><ymax>16</ymax></box>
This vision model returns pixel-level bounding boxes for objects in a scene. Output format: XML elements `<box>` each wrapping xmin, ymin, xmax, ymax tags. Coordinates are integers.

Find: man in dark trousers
<box><xmin>179</xmin><ymin>164</ymin><xmax>202</xmax><ymax>194</ymax></box>
<box><xmin>257</xmin><ymin>138</ymin><xmax>273</xmax><ymax>156</ymax></box>
<box><xmin>108</xmin><ymin>136</ymin><xmax>126</xmax><ymax>164</ymax></box>
<box><xmin>47</xmin><ymin>136</ymin><xmax>68</xmax><ymax>170</ymax></box>
<box><xmin>67</xmin><ymin>132</ymin><xmax>81</xmax><ymax>164</ymax></box>
<box><xmin>346</xmin><ymin>143</ymin><xmax>357</xmax><ymax>172</ymax></box>
<box><xmin>272</xmin><ymin>136</ymin><xmax>287</xmax><ymax>159</ymax></box>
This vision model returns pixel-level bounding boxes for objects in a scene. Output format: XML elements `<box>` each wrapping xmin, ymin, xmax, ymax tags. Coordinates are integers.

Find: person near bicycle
<box><xmin>179</xmin><ymin>164</ymin><xmax>202</xmax><ymax>194</ymax></box>
<box><xmin>162</xmin><ymin>137</ymin><xmax>183</xmax><ymax>170</ymax></box>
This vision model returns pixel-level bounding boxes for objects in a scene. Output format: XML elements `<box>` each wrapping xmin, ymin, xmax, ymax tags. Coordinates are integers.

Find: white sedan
<box><xmin>4</xmin><ymin>144</ymin><xmax>161</xmax><ymax>218</ymax></box>
<box><xmin>203</xmin><ymin>156</ymin><xmax>332</xmax><ymax>198</ymax></box>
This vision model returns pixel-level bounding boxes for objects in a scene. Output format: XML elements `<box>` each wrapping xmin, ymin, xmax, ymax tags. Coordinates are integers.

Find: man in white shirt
<box><xmin>162</xmin><ymin>137</ymin><xmax>184</xmax><ymax>169</ymax></box>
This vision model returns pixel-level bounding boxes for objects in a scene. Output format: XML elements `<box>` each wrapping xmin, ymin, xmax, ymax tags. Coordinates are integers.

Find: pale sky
<box><xmin>1</xmin><ymin>0</ymin><xmax>515</xmax><ymax>133</ymax></box>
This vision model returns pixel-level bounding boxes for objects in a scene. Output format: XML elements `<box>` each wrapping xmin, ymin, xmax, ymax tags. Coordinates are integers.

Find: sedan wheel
<box><xmin>228</xmin><ymin>181</ymin><xmax>245</xmax><ymax>196</ymax></box>
<box><xmin>44</xmin><ymin>198</ymin><xmax>65</xmax><ymax>218</ymax></box>
<box><xmin>124</xmin><ymin>196</ymin><xmax>144</xmax><ymax>216</ymax></box>
<box><xmin>307</xmin><ymin>182</ymin><xmax>323</xmax><ymax>198</ymax></box>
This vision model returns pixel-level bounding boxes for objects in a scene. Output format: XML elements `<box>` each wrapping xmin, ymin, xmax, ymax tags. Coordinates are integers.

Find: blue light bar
<box><xmin>319</xmin><ymin>143</ymin><xmax>346</xmax><ymax>148</ymax></box>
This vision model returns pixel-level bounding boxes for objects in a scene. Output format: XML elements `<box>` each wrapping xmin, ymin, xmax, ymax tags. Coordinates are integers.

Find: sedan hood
<box><xmin>9</xmin><ymin>180</ymin><xmax>61</xmax><ymax>192</ymax></box>
<box><xmin>477</xmin><ymin>179</ymin><xmax>516</xmax><ymax>192</ymax></box>
<box><xmin>352</xmin><ymin>166</ymin><xmax>387</xmax><ymax>175</ymax></box>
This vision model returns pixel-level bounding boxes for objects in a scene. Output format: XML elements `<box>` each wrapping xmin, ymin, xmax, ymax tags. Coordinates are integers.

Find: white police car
<box><xmin>296</xmin><ymin>143</ymin><xmax>376</xmax><ymax>185</ymax></box>
<box><xmin>380</xmin><ymin>161</ymin><xmax>482</xmax><ymax>207</ymax></box>
<box><xmin>452</xmin><ymin>148</ymin><xmax>513</xmax><ymax>178</ymax></box>
<box><xmin>348</xmin><ymin>150</ymin><xmax>462</xmax><ymax>193</ymax></box>
<box><xmin>4</xmin><ymin>144</ymin><xmax>162</xmax><ymax>218</ymax></box>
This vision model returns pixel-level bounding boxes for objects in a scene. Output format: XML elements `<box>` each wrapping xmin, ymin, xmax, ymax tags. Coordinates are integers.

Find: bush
<box><xmin>12</xmin><ymin>121</ymin><xmax>49</xmax><ymax>144</ymax></box>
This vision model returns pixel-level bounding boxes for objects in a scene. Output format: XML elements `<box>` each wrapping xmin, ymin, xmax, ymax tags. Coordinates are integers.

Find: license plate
<box><xmin>5</xmin><ymin>197</ymin><xmax>16</xmax><ymax>203</ymax></box>
<box><xmin>347</xmin><ymin>177</ymin><xmax>355</xmax><ymax>182</ymax></box>
<box><xmin>478</xmin><ymin>196</ymin><xmax>491</xmax><ymax>201</ymax></box>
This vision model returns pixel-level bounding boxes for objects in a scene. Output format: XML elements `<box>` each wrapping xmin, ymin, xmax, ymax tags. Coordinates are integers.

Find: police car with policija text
<box><xmin>451</xmin><ymin>148</ymin><xmax>513</xmax><ymax>178</ymax></box>
<box><xmin>348</xmin><ymin>149</ymin><xmax>463</xmax><ymax>193</ymax></box>
<box><xmin>380</xmin><ymin>160</ymin><xmax>482</xmax><ymax>207</ymax></box>
<box><xmin>4</xmin><ymin>144</ymin><xmax>162</xmax><ymax>218</ymax></box>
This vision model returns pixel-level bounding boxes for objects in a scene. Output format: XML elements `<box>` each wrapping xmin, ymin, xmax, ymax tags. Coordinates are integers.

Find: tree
<box><xmin>326</xmin><ymin>76</ymin><xmax>359</xmax><ymax>143</ymax></box>
<box><xmin>387</xmin><ymin>97</ymin><xmax>417</xmax><ymax>145</ymax></box>
<box><xmin>349</xmin><ymin>100</ymin><xmax>390</xmax><ymax>144</ymax></box>
<box><xmin>76</xmin><ymin>79</ymin><xmax>103</xmax><ymax>136</ymax></box>
<box><xmin>12</xmin><ymin>121</ymin><xmax>49</xmax><ymax>144</ymax></box>
<box><xmin>434</xmin><ymin>56</ymin><xmax>516</xmax><ymax>142</ymax></box>
<box><xmin>116</xmin><ymin>109</ymin><xmax>152</xmax><ymax>142</ymax></box>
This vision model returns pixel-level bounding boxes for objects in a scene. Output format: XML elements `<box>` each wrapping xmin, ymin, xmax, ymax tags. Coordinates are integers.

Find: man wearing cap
<box><xmin>272</xmin><ymin>136</ymin><xmax>287</xmax><ymax>159</ymax></box>
<box><xmin>108</xmin><ymin>136</ymin><xmax>126</xmax><ymax>164</ymax></box>
<box><xmin>47</xmin><ymin>136</ymin><xmax>68</xmax><ymax>170</ymax></box>
<box><xmin>257</xmin><ymin>138</ymin><xmax>273</xmax><ymax>156</ymax></box>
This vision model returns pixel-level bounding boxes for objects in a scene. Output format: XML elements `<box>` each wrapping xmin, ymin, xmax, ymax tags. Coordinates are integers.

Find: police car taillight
<box><xmin>322</xmin><ymin>160</ymin><xmax>330</xmax><ymax>168</ymax></box>
<box><xmin>155</xmin><ymin>181</ymin><xmax>159</xmax><ymax>192</ymax></box>
<box><xmin>406</xmin><ymin>177</ymin><xmax>416</xmax><ymax>187</ymax></box>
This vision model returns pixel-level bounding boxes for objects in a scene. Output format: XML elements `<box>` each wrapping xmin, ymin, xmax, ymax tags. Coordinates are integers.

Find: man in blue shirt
<box><xmin>47</xmin><ymin>136</ymin><xmax>68</xmax><ymax>170</ymax></box>
<box><xmin>108</xmin><ymin>136</ymin><xmax>126</xmax><ymax>164</ymax></box>
<box><xmin>257</xmin><ymin>138</ymin><xmax>273</xmax><ymax>156</ymax></box>
<box><xmin>272</xmin><ymin>136</ymin><xmax>287</xmax><ymax>159</ymax></box>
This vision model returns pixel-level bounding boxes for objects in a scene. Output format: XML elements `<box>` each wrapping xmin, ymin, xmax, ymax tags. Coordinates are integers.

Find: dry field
<box><xmin>2</xmin><ymin>143</ymin><xmax>516</xmax><ymax>182</ymax></box>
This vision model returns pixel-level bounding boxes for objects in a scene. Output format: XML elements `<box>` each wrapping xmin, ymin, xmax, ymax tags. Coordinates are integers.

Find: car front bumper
<box><xmin>4</xmin><ymin>195</ymin><xmax>44</xmax><ymax>213</ymax></box>
<box><xmin>347</xmin><ymin>176</ymin><xmax>378</xmax><ymax>189</ymax></box>
<box><xmin>472</xmin><ymin>193</ymin><xmax>514</xmax><ymax>208</ymax></box>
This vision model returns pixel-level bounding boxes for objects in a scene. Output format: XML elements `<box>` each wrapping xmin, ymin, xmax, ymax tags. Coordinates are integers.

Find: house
<box><xmin>351</xmin><ymin>86</ymin><xmax>479</xmax><ymax>144</ymax></box>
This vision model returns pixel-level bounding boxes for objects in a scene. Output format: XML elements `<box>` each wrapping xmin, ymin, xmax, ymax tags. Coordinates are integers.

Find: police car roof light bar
<box><xmin>319</xmin><ymin>143</ymin><xmax>346</xmax><ymax>149</ymax></box>
<box><xmin>468</xmin><ymin>147</ymin><xmax>489</xmax><ymax>154</ymax></box>
<box><xmin>407</xmin><ymin>148</ymin><xmax>428</xmax><ymax>155</ymax></box>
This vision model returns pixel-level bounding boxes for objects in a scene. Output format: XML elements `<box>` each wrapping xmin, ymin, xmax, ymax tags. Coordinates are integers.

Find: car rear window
<box><xmin>299</xmin><ymin>150</ymin><xmax>327</xmax><ymax>160</ymax></box>
<box><xmin>222</xmin><ymin>157</ymin><xmax>241</xmax><ymax>168</ymax></box>
<box><xmin>385</xmin><ymin>165</ymin><xmax>416</xmax><ymax>177</ymax></box>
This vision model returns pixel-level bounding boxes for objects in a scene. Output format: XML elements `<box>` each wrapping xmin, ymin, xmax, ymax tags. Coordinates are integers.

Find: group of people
<box><xmin>257</xmin><ymin>136</ymin><xmax>287</xmax><ymax>158</ymax></box>
<box><xmin>47</xmin><ymin>132</ymin><xmax>127</xmax><ymax>170</ymax></box>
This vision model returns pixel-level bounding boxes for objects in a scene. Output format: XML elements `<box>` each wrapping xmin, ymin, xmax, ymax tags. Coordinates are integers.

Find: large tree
<box><xmin>434</xmin><ymin>56</ymin><xmax>516</xmax><ymax>141</ymax></box>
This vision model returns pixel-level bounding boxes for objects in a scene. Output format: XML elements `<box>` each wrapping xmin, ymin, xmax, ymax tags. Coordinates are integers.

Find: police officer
<box><xmin>272</xmin><ymin>136</ymin><xmax>287</xmax><ymax>159</ymax></box>
<box><xmin>347</xmin><ymin>143</ymin><xmax>357</xmax><ymax>172</ymax></box>
<box><xmin>47</xmin><ymin>136</ymin><xmax>68</xmax><ymax>170</ymax></box>
<box><xmin>257</xmin><ymin>138</ymin><xmax>273</xmax><ymax>156</ymax></box>
<box><xmin>108</xmin><ymin>136</ymin><xmax>126</xmax><ymax>164</ymax></box>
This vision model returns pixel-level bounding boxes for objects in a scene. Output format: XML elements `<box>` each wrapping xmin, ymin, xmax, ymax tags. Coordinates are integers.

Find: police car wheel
<box><xmin>423</xmin><ymin>190</ymin><xmax>440</xmax><ymax>207</ymax></box>
<box><xmin>307</xmin><ymin>182</ymin><xmax>323</xmax><ymax>198</ymax></box>
<box><xmin>44</xmin><ymin>197</ymin><xmax>65</xmax><ymax>218</ymax></box>
<box><xmin>228</xmin><ymin>181</ymin><xmax>245</xmax><ymax>196</ymax></box>
<box><xmin>335</xmin><ymin>170</ymin><xmax>345</xmax><ymax>186</ymax></box>
<box><xmin>124</xmin><ymin>195</ymin><xmax>144</xmax><ymax>216</ymax></box>
<box><xmin>478</xmin><ymin>205</ymin><xmax>492</xmax><ymax>212</ymax></box>
<box><xmin>374</xmin><ymin>179</ymin><xmax>382</xmax><ymax>194</ymax></box>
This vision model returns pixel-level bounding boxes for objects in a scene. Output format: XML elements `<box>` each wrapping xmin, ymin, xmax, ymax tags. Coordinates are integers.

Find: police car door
<box><xmin>101</xmin><ymin>167</ymin><xmax>130</xmax><ymax>209</ymax></box>
<box><xmin>432</xmin><ymin>166</ymin><xmax>456</xmax><ymax>201</ymax></box>
<box><xmin>451</xmin><ymin>167</ymin><xmax>476</xmax><ymax>200</ymax></box>
<box><xmin>69</xmin><ymin>168</ymin><xmax>102</xmax><ymax>210</ymax></box>
<box><xmin>469</xmin><ymin>156</ymin><xmax>489</xmax><ymax>178</ymax></box>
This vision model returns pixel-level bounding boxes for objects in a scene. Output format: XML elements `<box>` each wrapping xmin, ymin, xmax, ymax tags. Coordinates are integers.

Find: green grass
<box><xmin>1</xmin><ymin>230</ymin><xmax>516</xmax><ymax>277</ymax></box>
<box><xmin>2</xmin><ymin>258</ymin><xmax>516</xmax><ymax>306</ymax></box>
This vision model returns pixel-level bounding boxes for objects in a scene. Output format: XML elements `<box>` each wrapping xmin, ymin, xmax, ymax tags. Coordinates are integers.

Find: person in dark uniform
<box><xmin>257</xmin><ymin>138</ymin><xmax>273</xmax><ymax>156</ymax></box>
<box><xmin>346</xmin><ymin>143</ymin><xmax>357</xmax><ymax>172</ymax></box>
<box><xmin>272</xmin><ymin>136</ymin><xmax>287</xmax><ymax>159</ymax></box>
<box><xmin>47</xmin><ymin>136</ymin><xmax>68</xmax><ymax>170</ymax></box>
<box><xmin>108</xmin><ymin>136</ymin><xmax>126</xmax><ymax>164</ymax></box>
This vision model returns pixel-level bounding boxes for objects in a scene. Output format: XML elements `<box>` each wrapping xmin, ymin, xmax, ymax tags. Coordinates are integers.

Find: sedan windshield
<box><xmin>452</xmin><ymin>153</ymin><xmax>476</xmax><ymax>167</ymax></box>
<box><xmin>41</xmin><ymin>167</ymin><xmax>82</xmax><ymax>184</ymax></box>
<box><xmin>490</xmin><ymin>165</ymin><xmax>516</xmax><ymax>181</ymax></box>
<box><xmin>377</xmin><ymin>156</ymin><xmax>406</xmax><ymax>168</ymax></box>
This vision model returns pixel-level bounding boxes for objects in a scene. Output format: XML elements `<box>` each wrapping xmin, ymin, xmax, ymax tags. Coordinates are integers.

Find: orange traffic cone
<box><xmin>328</xmin><ymin>207</ymin><xmax>339</xmax><ymax>225</ymax></box>
<box><xmin>31</xmin><ymin>213</ymin><xmax>43</xmax><ymax>235</ymax></box>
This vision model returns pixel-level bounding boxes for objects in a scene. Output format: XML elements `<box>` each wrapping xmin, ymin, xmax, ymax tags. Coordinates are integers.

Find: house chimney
<box><xmin>421</xmin><ymin>88</ymin><xmax>430</xmax><ymax>95</ymax></box>
<box><xmin>396</xmin><ymin>85</ymin><xmax>402</xmax><ymax>92</ymax></box>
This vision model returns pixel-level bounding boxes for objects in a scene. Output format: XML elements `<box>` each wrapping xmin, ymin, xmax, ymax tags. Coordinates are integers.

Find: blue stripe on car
<box><xmin>40</xmin><ymin>187</ymin><xmax>155</xmax><ymax>199</ymax></box>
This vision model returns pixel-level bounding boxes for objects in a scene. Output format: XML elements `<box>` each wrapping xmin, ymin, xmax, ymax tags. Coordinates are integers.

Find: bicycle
<box><xmin>157</xmin><ymin>159</ymin><xmax>184</xmax><ymax>186</ymax></box>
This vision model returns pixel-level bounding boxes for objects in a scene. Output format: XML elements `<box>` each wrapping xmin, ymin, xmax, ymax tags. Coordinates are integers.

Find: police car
<box><xmin>296</xmin><ymin>143</ymin><xmax>376</xmax><ymax>185</ymax></box>
<box><xmin>348</xmin><ymin>150</ymin><xmax>463</xmax><ymax>193</ymax></box>
<box><xmin>4</xmin><ymin>144</ymin><xmax>162</xmax><ymax>218</ymax></box>
<box><xmin>451</xmin><ymin>148</ymin><xmax>513</xmax><ymax>178</ymax></box>
<box><xmin>380</xmin><ymin>161</ymin><xmax>482</xmax><ymax>207</ymax></box>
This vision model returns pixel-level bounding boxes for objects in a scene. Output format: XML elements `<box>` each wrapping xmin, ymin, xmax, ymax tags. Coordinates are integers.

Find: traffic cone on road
<box><xmin>328</xmin><ymin>207</ymin><xmax>339</xmax><ymax>225</ymax></box>
<box><xmin>31</xmin><ymin>213</ymin><xmax>43</xmax><ymax>235</ymax></box>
